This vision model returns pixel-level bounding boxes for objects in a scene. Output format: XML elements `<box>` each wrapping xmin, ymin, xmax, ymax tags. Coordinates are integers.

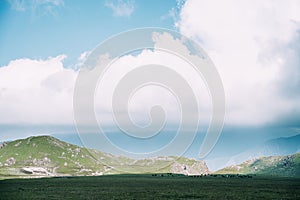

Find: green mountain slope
<box><xmin>0</xmin><ymin>136</ymin><xmax>208</xmax><ymax>178</ymax></box>
<box><xmin>216</xmin><ymin>153</ymin><xmax>300</xmax><ymax>177</ymax></box>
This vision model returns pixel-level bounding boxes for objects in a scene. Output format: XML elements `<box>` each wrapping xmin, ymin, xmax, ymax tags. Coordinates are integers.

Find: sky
<box><xmin>0</xmin><ymin>0</ymin><xmax>178</xmax><ymax>66</ymax></box>
<box><xmin>0</xmin><ymin>0</ymin><xmax>300</xmax><ymax>165</ymax></box>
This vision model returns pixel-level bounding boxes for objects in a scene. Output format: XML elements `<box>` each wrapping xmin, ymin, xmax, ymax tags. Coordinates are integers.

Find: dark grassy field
<box><xmin>0</xmin><ymin>174</ymin><xmax>299</xmax><ymax>199</ymax></box>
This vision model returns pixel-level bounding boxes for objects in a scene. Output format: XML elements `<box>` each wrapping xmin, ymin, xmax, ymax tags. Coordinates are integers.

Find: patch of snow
<box><xmin>80</xmin><ymin>168</ymin><xmax>92</xmax><ymax>172</ymax></box>
<box><xmin>26</xmin><ymin>137</ymin><xmax>32</xmax><ymax>144</ymax></box>
<box><xmin>92</xmin><ymin>171</ymin><xmax>103</xmax><ymax>176</ymax></box>
<box><xmin>21</xmin><ymin>167</ymin><xmax>51</xmax><ymax>175</ymax></box>
<box><xmin>14</xmin><ymin>141</ymin><xmax>22</xmax><ymax>147</ymax></box>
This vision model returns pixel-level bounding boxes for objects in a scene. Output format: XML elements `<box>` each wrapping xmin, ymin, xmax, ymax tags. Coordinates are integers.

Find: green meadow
<box><xmin>0</xmin><ymin>174</ymin><xmax>299</xmax><ymax>199</ymax></box>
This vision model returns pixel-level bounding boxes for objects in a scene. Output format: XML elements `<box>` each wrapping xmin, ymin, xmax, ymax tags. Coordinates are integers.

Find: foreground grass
<box><xmin>0</xmin><ymin>174</ymin><xmax>299</xmax><ymax>199</ymax></box>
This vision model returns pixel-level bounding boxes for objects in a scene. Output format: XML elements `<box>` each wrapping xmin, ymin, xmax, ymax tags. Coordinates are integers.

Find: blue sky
<box><xmin>0</xmin><ymin>0</ymin><xmax>179</xmax><ymax>66</ymax></box>
<box><xmin>0</xmin><ymin>0</ymin><xmax>300</xmax><ymax>168</ymax></box>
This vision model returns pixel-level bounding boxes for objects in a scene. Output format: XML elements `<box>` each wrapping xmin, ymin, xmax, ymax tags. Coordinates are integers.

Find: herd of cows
<box><xmin>151</xmin><ymin>173</ymin><xmax>254</xmax><ymax>178</ymax></box>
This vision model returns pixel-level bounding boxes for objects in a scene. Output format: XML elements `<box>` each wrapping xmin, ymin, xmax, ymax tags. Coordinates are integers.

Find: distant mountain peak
<box><xmin>216</xmin><ymin>153</ymin><xmax>300</xmax><ymax>177</ymax></box>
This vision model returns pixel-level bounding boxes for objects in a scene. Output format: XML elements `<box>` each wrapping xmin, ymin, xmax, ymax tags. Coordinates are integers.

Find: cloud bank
<box><xmin>0</xmin><ymin>33</ymin><xmax>212</xmax><ymax>129</ymax></box>
<box><xmin>0</xmin><ymin>55</ymin><xmax>76</xmax><ymax>125</ymax></box>
<box><xmin>178</xmin><ymin>0</ymin><xmax>300</xmax><ymax>126</ymax></box>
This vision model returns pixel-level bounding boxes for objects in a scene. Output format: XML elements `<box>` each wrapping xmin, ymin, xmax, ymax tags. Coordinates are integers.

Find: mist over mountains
<box><xmin>206</xmin><ymin>134</ymin><xmax>300</xmax><ymax>171</ymax></box>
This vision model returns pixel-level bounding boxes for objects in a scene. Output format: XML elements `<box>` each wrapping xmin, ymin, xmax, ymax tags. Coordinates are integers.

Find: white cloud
<box><xmin>105</xmin><ymin>0</ymin><xmax>135</xmax><ymax>17</ymax></box>
<box><xmin>6</xmin><ymin>0</ymin><xmax>26</xmax><ymax>11</ymax></box>
<box><xmin>74</xmin><ymin>51</ymin><xmax>91</xmax><ymax>70</ymax></box>
<box><xmin>93</xmin><ymin>48</ymin><xmax>211</xmax><ymax>128</ymax></box>
<box><xmin>7</xmin><ymin>0</ymin><xmax>64</xmax><ymax>17</ymax></box>
<box><xmin>178</xmin><ymin>0</ymin><xmax>300</xmax><ymax>126</ymax></box>
<box><xmin>0</xmin><ymin>49</ymin><xmax>209</xmax><ymax>129</ymax></box>
<box><xmin>0</xmin><ymin>55</ymin><xmax>77</xmax><ymax>125</ymax></box>
<box><xmin>161</xmin><ymin>0</ymin><xmax>186</xmax><ymax>28</ymax></box>
<box><xmin>0</xmin><ymin>32</ymin><xmax>213</xmax><ymax>129</ymax></box>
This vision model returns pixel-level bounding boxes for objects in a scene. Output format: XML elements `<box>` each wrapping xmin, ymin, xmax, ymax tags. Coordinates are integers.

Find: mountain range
<box><xmin>217</xmin><ymin>153</ymin><xmax>300</xmax><ymax>177</ymax></box>
<box><xmin>0</xmin><ymin>136</ymin><xmax>208</xmax><ymax>178</ymax></box>
<box><xmin>206</xmin><ymin>134</ymin><xmax>300</xmax><ymax>171</ymax></box>
<box><xmin>0</xmin><ymin>135</ymin><xmax>299</xmax><ymax>179</ymax></box>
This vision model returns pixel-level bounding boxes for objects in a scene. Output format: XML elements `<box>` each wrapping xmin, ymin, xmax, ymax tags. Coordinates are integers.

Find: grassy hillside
<box><xmin>0</xmin><ymin>136</ymin><xmax>208</xmax><ymax>178</ymax></box>
<box><xmin>217</xmin><ymin>153</ymin><xmax>300</xmax><ymax>177</ymax></box>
